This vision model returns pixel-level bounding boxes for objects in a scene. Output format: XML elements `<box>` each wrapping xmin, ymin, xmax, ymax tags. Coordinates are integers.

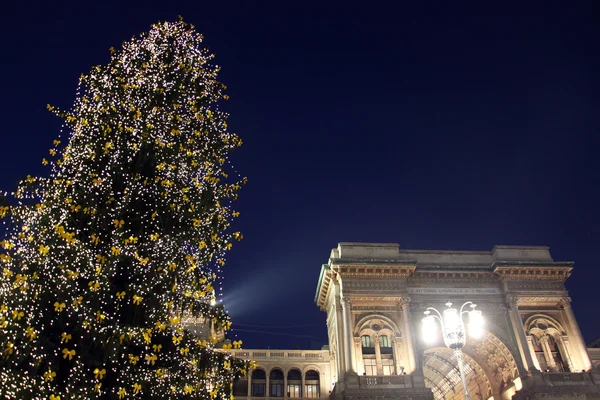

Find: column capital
<box><xmin>559</xmin><ymin>297</ymin><xmax>572</xmax><ymax>308</ymax></box>
<box><xmin>539</xmin><ymin>335</ymin><xmax>549</xmax><ymax>344</ymax></box>
<box><xmin>399</xmin><ymin>297</ymin><xmax>411</xmax><ymax>308</ymax></box>
<box><xmin>506</xmin><ymin>294</ymin><xmax>519</xmax><ymax>307</ymax></box>
<box><xmin>341</xmin><ymin>297</ymin><xmax>352</xmax><ymax>309</ymax></box>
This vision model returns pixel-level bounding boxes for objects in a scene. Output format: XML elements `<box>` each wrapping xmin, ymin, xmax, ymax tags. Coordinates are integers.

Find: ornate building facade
<box><xmin>233</xmin><ymin>243</ymin><xmax>600</xmax><ymax>400</ymax></box>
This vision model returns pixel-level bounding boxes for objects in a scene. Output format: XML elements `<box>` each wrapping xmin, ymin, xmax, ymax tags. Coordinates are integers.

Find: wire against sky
<box><xmin>233</xmin><ymin>328</ymin><xmax>321</xmax><ymax>340</ymax></box>
<box><xmin>234</xmin><ymin>323</ymin><xmax>320</xmax><ymax>329</ymax></box>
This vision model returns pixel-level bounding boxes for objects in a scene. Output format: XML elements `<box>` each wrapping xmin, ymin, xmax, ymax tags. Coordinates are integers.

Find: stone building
<box><xmin>232</xmin><ymin>243</ymin><xmax>600</xmax><ymax>400</ymax></box>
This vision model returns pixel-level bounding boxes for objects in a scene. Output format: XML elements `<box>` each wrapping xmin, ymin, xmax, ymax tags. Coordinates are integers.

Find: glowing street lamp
<box><xmin>422</xmin><ymin>302</ymin><xmax>484</xmax><ymax>400</ymax></box>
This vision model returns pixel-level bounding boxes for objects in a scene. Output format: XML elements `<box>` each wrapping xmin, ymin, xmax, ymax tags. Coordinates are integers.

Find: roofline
<box><xmin>314</xmin><ymin>264</ymin><xmax>330</xmax><ymax>305</ymax></box>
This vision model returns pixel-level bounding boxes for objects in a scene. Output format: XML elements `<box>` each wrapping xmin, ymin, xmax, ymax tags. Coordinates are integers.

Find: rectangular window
<box><xmin>364</xmin><ymin>358</ymin><xmax>377</xmax><ymax>376</ymax></box>
<box><xmin>287</xmin><ymin>384</ymin><xmax>301</xmax><ymax>398</ymax></box>
<box><xmin>251</xmin><ymin>383</ymin><xmax>266</xmax><ymax>397</ymax></box>
<box><xmin>382</xmin><ymin>358</ymin><xmax>394</xmax><ymax>375</ymax></box>
<box><xmin>304</xmin><ymin>384</ymin><xmax>320</xmax><ymax>398</ymax></box>
<box><xmin>270</xmin><ymin>383</ymin><xmax>284</xmax><ymax>397</ymax></box>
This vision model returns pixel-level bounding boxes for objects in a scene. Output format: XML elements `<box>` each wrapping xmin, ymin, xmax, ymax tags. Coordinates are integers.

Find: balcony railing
<box><xmin>358</xmin><ymin>375</ymin><xmax>408</xmax><ymax>388</ymax></box>
<box><xmin>229</xmin><ymin>350</ymin><xmax>329</xmax><ymax>361</ymax></box>
<box><xmin>541</xmin><ymin>372</ymin><xmax>590</xmax><ymax>386</ymax></box>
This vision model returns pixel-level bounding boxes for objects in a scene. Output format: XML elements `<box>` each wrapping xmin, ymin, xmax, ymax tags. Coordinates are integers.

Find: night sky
<box><xmin>1</xmin><ymin>2</ymin><xmax>599</xmax><ymax>350</ymax></box>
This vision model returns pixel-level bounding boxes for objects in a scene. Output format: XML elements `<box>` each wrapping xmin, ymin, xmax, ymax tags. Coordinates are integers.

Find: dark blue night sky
<box><xmin>1</xmin><ymin>1</ymin><xmax>599</xmax><ymax>350</ymax></box>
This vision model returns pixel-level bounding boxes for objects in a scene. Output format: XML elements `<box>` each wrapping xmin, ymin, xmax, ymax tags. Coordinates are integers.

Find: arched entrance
<box><xmin>422</xmin><ymin>331</ymin><xmax>522</xmax><ymax>400</ymax></box>
<box><xmin>423</xmin><ymin>347</ymin><xmax>493</xmax><ymax>400</ymax></box>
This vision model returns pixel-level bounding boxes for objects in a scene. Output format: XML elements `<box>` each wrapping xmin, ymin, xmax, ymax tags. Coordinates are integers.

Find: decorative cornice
<box><xmin>494</xmin><ymin>265</ymin><xmax>572</xmax><ymax>281</ymax></box>
<box><xmin>332</xmin><ymin>264</ymin><xmax>416</xmax><ymax>279</ymax></box>
<box><xmin>315</xmin><ymin>266</ymin><xmax>333</xmax><ymax>310</ymax></box>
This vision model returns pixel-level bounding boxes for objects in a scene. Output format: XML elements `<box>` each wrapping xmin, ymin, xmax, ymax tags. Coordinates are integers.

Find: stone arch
<box><xmin>466</xmin><ymin>330</ymin><xmax>522</xmax><ymax>398</ymax></box>
<box><xmin>423</xmin><ymin>347</ymin><xmax>494</xmax><ymax>400</ymax></box>
<box><xmin>251</xmin><ymin>368</ymin><xmax>267</xmax><ymax>397</ymax></box>
<box><xmin>302</xmin><ymin>364</ymin><xmax>321</xmax><ymax>374</ymax></box>
<box><xmin>269</xmin><ymin>368</ymin><xmax>285</xmax><ymax>398</ymax></box>
<box><xmin>251</xmin><ymin>367</ymin><xmax>267</xmax><ymax>378</ymax></box>
<box><xmin>353</xmin><ymin>314</ymin><xmax>401</xmax><ymax>337</ymax></box>
<box><xmin>524</xmin><ymin>314</ymin><xmax>566</xmax><ymax>337</ymax></box>
<box><xmin>269</xmin><ymin>367</ymin><xmax>285</xmax><ymax>376</ymax></box>
<box><xmin>422</xmin><ymin>329</ymin><xmax>522</xmax><ymax>399</ymax></box>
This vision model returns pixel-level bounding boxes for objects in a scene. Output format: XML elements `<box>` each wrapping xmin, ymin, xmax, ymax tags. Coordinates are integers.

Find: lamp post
<box><xmin>422</xmin><ymin>302</ymin><xmax>484</xmax><ymax>400</ymax></box>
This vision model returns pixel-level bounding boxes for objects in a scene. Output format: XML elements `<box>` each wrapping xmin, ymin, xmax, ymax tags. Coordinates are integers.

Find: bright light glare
<box><xmin>422</xmin><ymin>315</ymin><xmax>438</xmax><ymax>344</ymax></box>
<box><xmin>468</xmin><ymin>309</ymin><xmax>484</xmax><ymax>338</ymax></box>
<box><xmin>443</xmin><ymin>307</ymin><xmax>459</xmax><ymax>330</ymax></box>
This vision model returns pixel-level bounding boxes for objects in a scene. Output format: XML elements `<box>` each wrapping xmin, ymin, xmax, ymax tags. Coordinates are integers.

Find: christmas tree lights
<box><xmin>0</xmin><ymin>18</ymin><xmax>248</xmax><ymax>399</ymax></box>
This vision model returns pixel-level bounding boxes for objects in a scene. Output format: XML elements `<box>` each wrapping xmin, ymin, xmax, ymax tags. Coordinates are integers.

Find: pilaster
<box><xmin>400</xmin><ymin>298</ymin><xmax>416</xmax><ymax>373</ymax></box>
<box><xmin>392</xmin><ymin>337</ymin><xmax>404</xmax><ymax>375</ymax></box>
<box><xmin>526</xmin><ymin>335</ymin><xmax>541</xmax><ymax>371</ymax></box>
<box><xmin>353</xmin><ymin>337</ymin><xmax>364</xmax><ymax>375</ymax></box>
<box><xmin>560</xmin><ymin>298</ymin><xmax>592</xmax><ymax>371</ymax></box>
<box><xmin>506</xmin><ymin>295</ymin><xmax>536</xmax><ymax>372</ymax></box>
<box><xmin>557</xmin><ymin>335</ymin><xmax>574</xmax><ymax>372</ymax></box>
<box><xmin>341</xmin><ymin>297</ymin><xmax>357</xmax><ymax>374</ymax></box>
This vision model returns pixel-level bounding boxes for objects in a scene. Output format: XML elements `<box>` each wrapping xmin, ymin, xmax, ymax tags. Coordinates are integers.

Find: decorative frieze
<box><xmin>343</xmin><ymin>279</ymin><xmax>407</xmax><ymax>292</ymax></box>
<box><xmin>410</xmin><ymin>271</ymin><xmax>499</xmax><ymax>283</ymax></box>
<box><xmin>507</xmin><ymin>281</ymin><xmax>566</xmax><ymax>291</ymax></box>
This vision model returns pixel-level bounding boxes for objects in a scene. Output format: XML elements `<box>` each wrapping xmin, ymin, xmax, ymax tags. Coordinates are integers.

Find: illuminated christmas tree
<box><xmin>0</xmin><ymin>19</ymin><xmax>249</xmax><ymax>399</ymax></box>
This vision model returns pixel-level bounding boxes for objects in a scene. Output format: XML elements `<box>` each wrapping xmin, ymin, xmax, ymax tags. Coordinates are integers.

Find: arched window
<box><xmin>270</xmin><ymin>369</ymin><xmax>284</xmax><ymax>397</ymax></box>
<box><xmin>251</xmin><ymin>369</ymin><xmax>266</xmax><ymax>397</ymax></box>
<box><xmin>287</xmin><ymin>369</ymin><xmax>302</xmax><ymax>398</ymax></box>
<box><xmin>361</xmin><ymin>335</ymin><xmax>375</xmax><ymax>354</ymax></box>
<box><xmin>526</xmin><ymin>317</ymin><xmax>572</xmax><ymax>372</ymax></box>
<box><xmin>380</xmin><ymin>335</ymin><xmax>392</xmax><ymax>353</ymax></box>
<box><xmin>304</xmin><ymin>370</ymin><xmax>320</xmax><ymax>398</ymax></box>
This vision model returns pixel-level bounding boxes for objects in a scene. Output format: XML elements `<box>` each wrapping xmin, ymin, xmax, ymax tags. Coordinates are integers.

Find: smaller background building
<box><xmin>229</xmin><ymin>349</ymin><xmax>333</xmax><ymax>399</ymax></box>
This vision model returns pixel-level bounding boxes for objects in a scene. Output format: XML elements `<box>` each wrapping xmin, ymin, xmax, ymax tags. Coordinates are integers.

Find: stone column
<box><xmin>266</xmin><ymin>372</ymin><xmax>270</xmax><ymax>398</ymax></box>
<box><xmin>284</xmin><ymin>372</ymin><xmax>288</xmax><ymax>399</ymax></box>
<box><xmin>526</xmin><ymin>336</ymin><xmax>541</xmax><ymax>371</ymax></box>
<box><xmin>301</xmin><ymin>372</ymin><xmax>305</xmax><ymax>398</ymax></box>
<box><xmin>506</xmin><ymin>296</ymin><xmax>536</xmax><ymax>371</ymax></box>
<box><xmin>341</xmin><ymin>297</ymin><xmax>356</xmax><ymax>374</ymax></box>
<box><xmin>557</xmin><ymin>336</ymin><xmax>574</xmax><ymax>372</ymax></box>
<box><xmin>400</xmin><ymin>298</ymin><xmax>416</xmax><ymax>373</ymax></box>
<box><xmin>539</xmin><ymin>336</ymin><xmax>556</xmax><ymax>370</ymax></box>
<box><xmin>374</xmin><ymin>336</ymin><xmax>383</xmax><ymax>375</ymax></box>
<box><xmin>560</xmin><ymin>298</ymin><xmax>592</xmax><ymax>371</ymax></box>
<box><xmin>248</xmin><ymin>372</ymin><xmax>252</xmax><ymax>398</ymax></box>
